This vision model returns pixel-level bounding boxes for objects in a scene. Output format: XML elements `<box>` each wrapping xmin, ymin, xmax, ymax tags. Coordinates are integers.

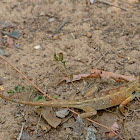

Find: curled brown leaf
<box><xmin>60</xmin><ymin>68</ymin><xmax>135</xmax><ymax>83</ymax></box>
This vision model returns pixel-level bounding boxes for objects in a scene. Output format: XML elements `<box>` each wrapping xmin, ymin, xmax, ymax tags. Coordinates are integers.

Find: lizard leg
<box><xmin>79</xmin><ymin>106</ymin><xmax>97</xmax><ymax>118</ymax></box>
<box><xmin>119</xmin><ymin>95</ymin><xmax>135</xmax><ymax>115</ymax></box>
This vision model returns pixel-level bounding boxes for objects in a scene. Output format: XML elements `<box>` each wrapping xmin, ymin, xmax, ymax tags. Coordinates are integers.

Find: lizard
<box><xmin>0</xmin><ymin>77</ymin><xmax>140</xmax><ymax>118</ymax></box>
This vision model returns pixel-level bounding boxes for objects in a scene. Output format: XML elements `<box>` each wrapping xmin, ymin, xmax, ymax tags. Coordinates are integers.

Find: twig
<box><xmin>0</xmin><ymin>55</ymin><xmax>124</xmax><ymax>140</ymax></box>
<box><xmin>51</xmin><ymin>19</ymin><xmax>71</xmax><ymax>37</ymax></box>
<box><xmin>71</xmin><ymin>32</ymin><xmax>76</xmax><ymax>39</ymax></box>
<box><xmin>17</xmin><ymin>122</ymin><xmax>25</xmax><ymax>140</ymax></box>
<box><xmin>98</xmin><ymin>0</ymin><xmax>127</xmax><ymax>11</ymax></box>
<box><xmin>83</xmin><ymin>50</ymin><xmax>107</xmax><ymax>72</ymax></box>
<box><xmin>94</xmin><ymin>51</ymin><xmax>108</xmax><ymax>66</ymax></box>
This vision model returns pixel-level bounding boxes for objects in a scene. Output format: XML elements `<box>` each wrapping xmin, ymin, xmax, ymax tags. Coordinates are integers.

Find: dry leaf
<box><xmin>60</xmin><ymin>68</ymin><xmax>135</xmax><ymax>83</ymax></box>
<box><xmin>105</xmin><ymin>122</ymin><xmax>119</xmax><ymax>139</ymax></box>
<box><xmin>60</xmin><ymin>73</ymin><xmax>91</xmax><ymax>83</ymax></box>
<box><xmin>90</xmin><ymin>68</ymin><xmax>135</xmax><ymax>82</ymax></box>
<box><xmin>111</xmin><ymin>122</ymin><xmax>119</xmax><ymax>131</ymax></box>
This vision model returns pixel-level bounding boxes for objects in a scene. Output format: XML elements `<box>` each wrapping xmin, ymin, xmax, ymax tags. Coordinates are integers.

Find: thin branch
<box><xmin>51</xmin><ymin>19</ymin><xmax>71</xmax><ymax>37</ymax></box>
<box><xmin>17</xmin><ymin>123</ymin><xmax>25</xmax><ymax>140</ymax></box>
<box><xmin>98</xmin><ymin>0</ymin><xmax>127</xmax><ymax>11</ymax></box>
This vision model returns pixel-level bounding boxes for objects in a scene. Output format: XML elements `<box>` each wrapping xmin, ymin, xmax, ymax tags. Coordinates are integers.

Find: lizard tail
<box><xmin>0</xmin><ymin>93</ymin><xmax>80</xmax><ymax>108</ymax></box>
<box><xmin>0</xmin><ymin>93</ymin><xmax>48</xmax><ymax>106</ymax></box>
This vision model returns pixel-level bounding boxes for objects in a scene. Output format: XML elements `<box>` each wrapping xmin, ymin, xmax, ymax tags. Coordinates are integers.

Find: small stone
<box><xmin>34</xmin><ymin>45</ymin><xmax>41</xmax><ymax>49</ymax></box>
<box><xmin>127</xmin><ymin>57</ymin><xmax>131</xmax><ymax>61</ymax></box>
<box><xmin>49</xmin><ymin>18</ymin><xmax>55</xmax><ymax>22</ymax></box>
<box><xmin>101</xmin><ymin>21</ymin><xmax>107</xmax><ymax>26</ymax></box>
<box><xmin>40</xmin><ymin>124</ymin><xmax>51</xmax><ymax>132</ymax></box>
<box><xmin>40</xmin><ymin>11</ymin><xmax>45</xmax><ymax>16</ymax></box>
<box><xmin>86</xmin><ymin>32</ymin><xmax>92</xmax><ymax>38</ymax></box>
<box><xmin>0</xmin><ymin>49</ymin><xmax>5</xmax><ymax>56</ymax></box>
<box><xmin>65</xmin><ymin>45</ymin><xmax>71</xmax><ymax>49</ymax></box>
<box><xmin>0</xmin><ymin>86</ymin><xmax>4</xmax><ymax>91</ymax></box>
<box><xmin>53</xmin><ymin>35</ymin><xmax>59</xmax><ymax>40</ymax></box>
<box><xmin>15</xmin><ymin>114</ymin><xmax>20</xmax><ymax>117</ymax></box>
<box><xmin>56</xmin><ymin>108</ymin><xmax>69</xmax><ymax>118</ymax></box>
<box><xmin>10</xmin><ymin>4</ymin><xmax>17</xmax><ymax>9</ymax></box>
<box><xmin>13</xmin><ymin>135</ymin><xmax>17</xmax><ymax>139</ymax></box>
<box><xmin>85</xmin><ymin>7</ymin><xmax>89</xmax><ymax>11</ymax></box>
<box><xmin>107</xmin><ymin>9</ymin><xmax>112</xmax><ymax>13</ymax></box>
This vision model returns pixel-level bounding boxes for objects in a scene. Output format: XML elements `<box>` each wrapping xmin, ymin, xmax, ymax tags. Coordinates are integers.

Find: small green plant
<box><xmin>34</xmin><ymin>89</ymin><xmax>40</xmax><ymax>94</ymax></box>
<box><xmin>70</xmin><ymin>74</ymin><xmax>73</xmax><ymax>81</ymax></box>
<box><xmin>59</xmin><ymin>53</ymin><xmax>63</xmax><ymax>61</ymax></box>
<box><xmin>8</xmin><ymin>90</ymin><xmax>15</xmax><ymax>95</ymax></box>
<box><xmin>33</xmin><ymin>95</ymin><xmax>46</xmax><ymax>102</ymax></box>
<box><xmin>116</xmin><ymin>106</ymin><xmax>120</xmax><ymax>112</ymax></box>
<box><xmin>33</xmin><ymin>95</ymin><xmax>43</xmax><ymax>101</ymax></box>
<box><xmin>8</xmin><ymin>86</ymin><xmax>31</xmax><ymax>95</ymax></box>
<box><xmin>54</xmin><ymin>52</ymin><xmax>67</xmax><ymax>69</ymax></box>
<box><xmin>54</xmin><ymin>53</ymin><xmax>58</xmax><ymax>61</ymax></box>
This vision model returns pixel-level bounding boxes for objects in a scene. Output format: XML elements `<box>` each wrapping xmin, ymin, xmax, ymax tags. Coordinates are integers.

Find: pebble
<box><xmin>49</xmin><ymin>18</ymin><xmax>55</xmax><ymax>22</ymax></box>
<box><xmin>0</xmin><ymin>49</ymin><xmax>5</xmax><ymax>56</ymax></box>
<box><xmin>0</xmin><ymin>86</ymin><xmax>4</xmax><ymax>91</ymax></box>
<box><xmin>40</xmin><ymin>124</ymin><xmax>51</xmax><ymax>132</ymax></box>
<box><xmin>40</xmin><ymin>11</ymin><xmax>45</xmax><ymax>16</ymax></box>
<box><xmin>56</xmin><ymin>108</ymin><xmax>69</xmax><ymax>118</ymax></box>
<box><xmin>86</xmin><ymin>32</ymin><xmax>92</xmax><ymax>38</ymax></box>
<box><xmin>34</xmin><ymin>45</ymin><xmax>41</xmax><ymax>49</ymax></box>
<box><xmin>53</xmin><ymin>35</ymin><xmax>59</xmax><ymax>40</ymax></box>
<box><xmin>101</xmin><ymin>21</ymin><xmax>107</xmax><ymax>26</ymax></box>
<box><xmin>107</xmin><ymin>9</ymin><xmax>112</xmax><ymax>13</ymax></box>
<box><xmin>13</xmin><ymin>135</ymin><xmax>17</xmax><ymax>139</ymax></box>
<box><xmin>65</xmin><ymin>45</ymin><xmax>71</xmax><ymax>49</ymax></box>
<box><xmin>10</xmin><ymin>3</ymin><xmax>17</xmax><ymax>9</ymax></box>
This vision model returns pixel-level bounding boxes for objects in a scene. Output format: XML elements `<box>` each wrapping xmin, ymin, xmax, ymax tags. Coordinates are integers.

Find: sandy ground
<box><xmin>0</xmin><ymin>0</ymin><xmax>140</xmax><ymax>140</ymax></box>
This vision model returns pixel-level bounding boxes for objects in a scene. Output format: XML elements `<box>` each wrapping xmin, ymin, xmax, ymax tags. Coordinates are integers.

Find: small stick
<box><xmin>51</xmin><ymin>19</ymin><xmax>71</xmax><ymax>37</ymax></box>
<box><xmin>83</xmin><ymin>51</ymin><xmax>107</xmax><ymax>72</ymax></box>
<box><xmin>17</xmin><ymin>123</ymin><xmax>25</xmax><ymax>140</ymax></box>
<box><xmin>94</xmin><ymin>51</ymin><xmax>108</xmax><ymax>66</ymax></box>
<box><xmin>71</xmin><ymin>32</ymin><xmax>76</xmax><ymax>39</ymax></box>
<box><xmin>98</xmin><ymin>0</ymin><xmax>127</xmax><ymax>11</ymax></box>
